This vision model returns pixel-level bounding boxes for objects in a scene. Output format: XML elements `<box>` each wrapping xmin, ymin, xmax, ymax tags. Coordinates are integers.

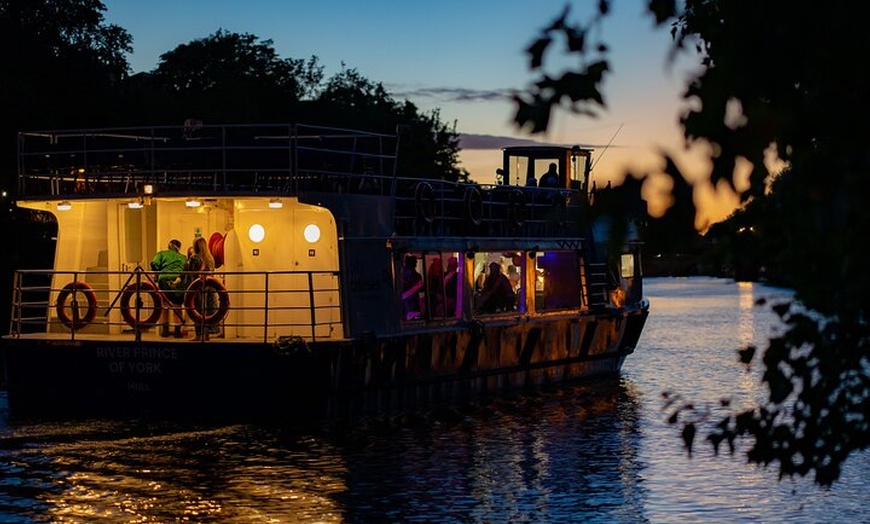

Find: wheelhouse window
<box><xmin>473</xmin><ymin>251</ymin><xmax>521</xmax><ymax>314</ymax></box>
<box><xmin>401</xmin><ymin>252</ymin><xmax>461</xmax><ymax>322</ymax></box>
<box><xmin>534</xmin><ymin>251</ymin><xmax>582</xmax><ymax>311</ymax></box>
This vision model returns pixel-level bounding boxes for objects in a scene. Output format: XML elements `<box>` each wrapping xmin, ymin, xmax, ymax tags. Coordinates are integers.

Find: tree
<box><xmin>517</xmin><ymin>1</ymin><xmax>869</xmax><ymax>485</ymax></box>
<box><xmin>314</xmin><ymin>65</ymin><xmax>469</xmax><ymax>181</ymax></box>
<box><xmin>145</xmin><ymin>30</ymin><xmax>323</xmax><ymax>123</ymax></box>
<box><xmin>0</xmin><ymin>0</ymin><xmax>132</xmax><ymax>188</ymax></box>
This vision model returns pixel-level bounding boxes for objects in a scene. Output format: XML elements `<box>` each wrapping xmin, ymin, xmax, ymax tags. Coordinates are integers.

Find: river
<box><xmin>0</xmin><ymin>277</ymin><xmax>867</xmax><ymax>523</ymax></box>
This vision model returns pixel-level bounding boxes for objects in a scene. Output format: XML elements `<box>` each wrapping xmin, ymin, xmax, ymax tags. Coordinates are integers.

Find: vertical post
<box><xmin>263</xmin><ymin>272</ymin><xmax>270</xmax><ymax>344</ymax></box>
<box><xmin>134</xmin><ymin>269</ymin><xmax>142</xmax><ymax>343</ymax></box>
<box><xmin>308</xmin><ymin>272</ymin><xmax>316</xmax><ymax>342</ymax></box>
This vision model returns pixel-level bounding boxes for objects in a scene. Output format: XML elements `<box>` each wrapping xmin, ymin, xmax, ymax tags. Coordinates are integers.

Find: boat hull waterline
<box><xmin>2</xmin><ymin>307</ymin><xmax>647</xmax><ymax>420</ymax></box>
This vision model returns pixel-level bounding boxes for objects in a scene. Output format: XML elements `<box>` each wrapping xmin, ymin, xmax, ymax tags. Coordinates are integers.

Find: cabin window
<box><xmin>472</xmin><ymin>251</ymin><xmax>521</xmax><ymax>314</ymax></box>
<box><xmin>620</xmin><ymin>253</ymin><xmax>635</xmax><ymax>278</ymax></box>
<box><xmin>401</xmin><ymin>252</ymin><xmax>461</xmax><ymax>322</ymax></box>
<box><xmin>534</xmin><ymin>251</ymin><xmax>582</xmax><ymax>311</ymax></box>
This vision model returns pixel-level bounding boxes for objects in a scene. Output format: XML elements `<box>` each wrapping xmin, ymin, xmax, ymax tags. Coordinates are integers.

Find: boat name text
<box><xmin>95</xmin><ymin>347</ymin><xmax>178</xmax><ymax>359</ymax></box>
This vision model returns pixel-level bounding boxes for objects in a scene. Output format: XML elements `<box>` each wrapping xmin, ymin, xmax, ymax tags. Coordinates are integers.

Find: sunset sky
<box><xmin>101</xmin><ymin>0</ymin><xmax>742</xmax><ymax>227</ymax></box>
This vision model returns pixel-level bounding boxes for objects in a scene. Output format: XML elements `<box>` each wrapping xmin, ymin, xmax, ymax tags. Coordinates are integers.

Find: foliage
<box><xmin>143</xmin><ymin>30</ymin><xmax>323</xmax><ymax>122</ymax></box>
<box><xmin>312</xmin><ymin>65</ymin><xmax>469</xmax><ymax>181</ymax></box>
<box><xmin>0</xmin><ymin>0</ymin><xmax>132</xmax><ymax>189</ymax></box>
<box><xmin>518</xmin><ymin>0</ymin><xmax>869</xmax><ymax>485</ymax></box>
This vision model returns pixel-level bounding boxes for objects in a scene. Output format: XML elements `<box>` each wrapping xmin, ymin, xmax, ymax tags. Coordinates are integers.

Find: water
<box><xmin>0</xmin><ymin>277</ymin><xmax>867</xmax><ymax>523</ymax></box>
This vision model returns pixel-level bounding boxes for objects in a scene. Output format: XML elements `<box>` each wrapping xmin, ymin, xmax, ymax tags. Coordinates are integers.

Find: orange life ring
<box><xmin>414</xmin><ymin>182</ymin><xmax>435</xmax><ymax>224</ymax></box>
<box><xmin>56</xmin><ymin>281</ymin><xmax>98</xmax><ymax>330</ymax></box>
<box><xmin>120</xmin><ymin>281</ymin><xmax>163</xmax><ymax>328</ymax></box>
<box><xmin>184</xmin><ymin>276</ymin><xmax>230</xmax><ymax>326</ymax></box>
<box><xmin>464</xmin><ymin>186</ymin><xmax>483</xmax><ymax>226</ymax></box>
<box><xmin>508</xmin><ymin>189</ymin><xmax>526</xmax><ymax>227</ymax></box>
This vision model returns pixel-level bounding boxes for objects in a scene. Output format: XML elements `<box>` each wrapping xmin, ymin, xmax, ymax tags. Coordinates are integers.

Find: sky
<box><xmin>101</xmin><ymin>0</ymin><xmax>742</xmax><ymax>227</ymax></box>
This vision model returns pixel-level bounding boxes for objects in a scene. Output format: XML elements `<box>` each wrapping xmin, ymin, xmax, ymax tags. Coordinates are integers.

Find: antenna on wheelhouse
<box><xmin>591</xmin><ymin>123</ymin><xmax>623</xmax><ymax>171</ymax></box>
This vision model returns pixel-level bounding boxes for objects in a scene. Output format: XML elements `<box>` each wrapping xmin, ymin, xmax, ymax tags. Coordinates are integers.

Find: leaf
<box><xmin>647</xmin><ymin>0</ymin><xmax>677</xmax><ymax>25</ymax></box>
<box><xmin>738</xmin><ymin>345</ymin><xmax>756</xmax><ymax>365</ymax></box>
<box><xmin>525</xmin><ymin>37</ymin><xmax>552</xmax><ymax>70</ymax></box>
<box><xmin>682</xmin><ymin>422</ymin><xmax>696</xmax><ymax>455</ymax></box>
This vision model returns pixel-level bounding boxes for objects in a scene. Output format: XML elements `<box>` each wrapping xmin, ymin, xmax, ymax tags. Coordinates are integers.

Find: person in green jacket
<box><xmin>150</xmin><ymin>239</ymin><xmax>187</xmax><ymax>337</ymax></box>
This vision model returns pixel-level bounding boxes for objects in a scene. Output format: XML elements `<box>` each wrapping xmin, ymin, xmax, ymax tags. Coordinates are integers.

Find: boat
<box><xmin>1</xmin><ymin>122</ymin><xmax>649</xmax><ymax>420</ymax></box>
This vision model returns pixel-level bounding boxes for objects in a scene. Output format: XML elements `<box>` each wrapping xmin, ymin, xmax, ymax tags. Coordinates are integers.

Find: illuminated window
<box><xmin>248</xmin><ymin>224</ymin><xmax>265</xmax><ymax>243</ymax></box>
<box><xmin>303</xmin><ymin>224</ymin><xmax>321</xmax><ymax>243</ymax></box>
<box><xmin>534</xmin><ymin>251</ymin><xmax>582</xmax><ymax>311</ymax></box>
<box><xmin>473</xmin><ymin>251</ymin><xmax>520</xmax><ymax>314</ymax></box>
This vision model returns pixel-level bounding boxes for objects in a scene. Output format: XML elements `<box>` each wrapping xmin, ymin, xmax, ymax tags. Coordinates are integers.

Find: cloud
<box><xmin>459</xmin><ymin>133</ymin><xmax>622</xmax><ymax>150</ymax></box>
<box><xmin>388</xmin><ymin>85</ymin><xmax>513</xmax><ymax>103</ymax></box>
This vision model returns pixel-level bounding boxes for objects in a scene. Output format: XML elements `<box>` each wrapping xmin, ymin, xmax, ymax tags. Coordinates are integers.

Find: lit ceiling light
<box><xmin>128</xmin><ymin>200</ymin><xmax>144</xmax><ymax>209</ymax></box>
<box><xmin>248</xmin><ymin>224</ymin><xmax>265</xmax><ymax>243</ymax></box>
<box><xmin>143</xmin><ymin>184</ymin><xmax>155</xmax><ymax>195</ymax></box>
<box><xmin>56</xmin><ymin>201</ymin><xmax>72</xmax><ymax>211</ymax></box>
<box><xmin>185</xmin><ymin>198</ymin><xmax>201</xmax><ymax>208</ymax></box>
<box><xmin>268</xmin><ymin>198</ymin><xmax>283</xmax><ymax>209</ymax></box>
<box><xmin>303</xmin><ymin>224</ymin><xmax>321</xmax><ymax>243</ymax></box>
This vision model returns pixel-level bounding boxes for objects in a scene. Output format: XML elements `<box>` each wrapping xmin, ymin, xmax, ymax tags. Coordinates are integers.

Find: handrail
<box><xmin>16</xmin><ymin>122</ymin><xmax>399</xmax><ymax>199</ymax></box>
<box><xmin>7</xmin><ymin>268</ymin><xmax>344</xmax><ymax>344</ymax></box>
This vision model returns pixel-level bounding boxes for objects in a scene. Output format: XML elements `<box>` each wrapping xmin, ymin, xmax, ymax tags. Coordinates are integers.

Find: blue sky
<box><xmin>101</xmin><ymin>1</ymin><xmax>738</xmax><ymax>225</ymax></box>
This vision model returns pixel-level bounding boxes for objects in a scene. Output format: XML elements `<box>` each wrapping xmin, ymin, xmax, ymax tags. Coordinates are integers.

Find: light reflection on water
<box><xmin>0</xmin><ymin>277</ymin><xmax>867</xmax><ymax>523</ymax></box>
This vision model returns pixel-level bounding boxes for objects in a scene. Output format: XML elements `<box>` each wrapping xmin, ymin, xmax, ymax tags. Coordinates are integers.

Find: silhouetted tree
<box><xmin>0</xmin><ymin>0</ymin><xmax>132</xmax><ymax>189</ymax></box>
<box><xmin>518</xmin><ymin>1</ymin><xmax>869</xmax><ymax>485</ymax></box>
<box><xmin>313</xmin><ymin>65</ymin><xmax>468</xmax><ymax>181</ymax></box>
<box><xmin>144</xmin><ymin>30</ymin><xmax>323</xmax><ymax>123</ymax></box>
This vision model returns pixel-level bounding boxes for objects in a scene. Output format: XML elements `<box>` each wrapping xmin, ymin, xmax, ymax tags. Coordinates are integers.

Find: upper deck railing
<box><xmin>16</xmin><ymin>122</ymin><xmax>596</xmax><ymax>238</ymax></box>
<box><xmin>17</xmin><ymin>122</ymin><xmax>398</xmax><ymax>199</ymax></box>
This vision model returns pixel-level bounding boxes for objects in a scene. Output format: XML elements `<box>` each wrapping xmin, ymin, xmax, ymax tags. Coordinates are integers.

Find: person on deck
<box><xmin>444</xmin><ymin>256</ymin><xmax>459</xmax><ymax>317</ymax></box>
<box><xmin>540</xmin><ymin>163</ymin><xmax>560</xmax><ymax>188</ymax></box>
<box><xmin>151</xmin><ymin>239</ymin><xmax>187</xmax><ymax>338</ymax></box>
<box><xmin>185</xmin><ymin>236</ymin><xmax>221</xmax><ymax>340</ymax></box>
<box><xmin>402</xmin><ymin>254</ymin><xmax>424</xmax><ymax>320</ymax></box>
<box><xmin>427</xmin><ymin>257</ymin><xmax>446</xmax><ymax>318</ymax></box>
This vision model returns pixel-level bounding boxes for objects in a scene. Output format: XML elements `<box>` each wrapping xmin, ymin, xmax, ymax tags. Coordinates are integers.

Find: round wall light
<box><xmin>248</xmin><ymin>223</ymin><xmax>265</xmax><ymax>243</ymax></box>
<box><xmin>303</xmin><ymin>223</ymin><xmax>321</xmax><ymax>243</ymax></box>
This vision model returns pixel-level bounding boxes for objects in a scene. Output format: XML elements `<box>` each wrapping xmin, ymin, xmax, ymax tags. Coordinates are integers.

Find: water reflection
<box><xmin>0</xmin><ymin>380</ymin><xmax>645</xmax><ymax>523</ymax></box>
<box><xmin>315</xmin><ymin>380</ymin><xmax>645</xmax><ymax>523</ymax></box>
<box><xmin>2</xmin><ymin>277</ymin><xmax>867</xmax><ymax>523</ymax></box>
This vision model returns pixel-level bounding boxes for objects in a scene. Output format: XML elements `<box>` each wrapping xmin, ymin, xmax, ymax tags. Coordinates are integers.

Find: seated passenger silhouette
<box><xmin>476</xmin><ymin>262</ymin><xmax>516</xmax><ymax>313</ymax></box>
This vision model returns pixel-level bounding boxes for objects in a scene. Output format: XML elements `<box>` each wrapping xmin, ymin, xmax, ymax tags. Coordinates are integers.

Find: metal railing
<box><xmin>16</xmin><ymin>123</ymin><xmax>398</xmax><ymax>199</ymax></box>
<box><xmin>7</xmin><ymin>268</ymin><xmax>344</xmax><ymax>344</ymax></box>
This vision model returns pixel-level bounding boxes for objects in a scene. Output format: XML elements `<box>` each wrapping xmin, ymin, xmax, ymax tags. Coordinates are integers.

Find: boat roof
<box><xmin>502</xmin><ymin>145</ymin><xmax>593</xmax><ymax>157</ymax></box>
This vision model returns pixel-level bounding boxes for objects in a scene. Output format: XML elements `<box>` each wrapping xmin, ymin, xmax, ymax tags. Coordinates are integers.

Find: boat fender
<box><xmin>273</xmin><ymin>335</ymin><xmax>310</xmax><ymax>356</ymax></box>
<box><xmin>508</xmin><ymin>189</ymin><xmax>526</xmax><ymax>227</ymax></box>
<box><xmin>464</xmin><ymin>186</ymin><xmax>483</xmax><ymax>226</ymax></box>
<box><xmin>414</xmin><ymin>182</ymin><xmax>436</xmax><ymax>224</ymax></box>
<box><xmin>184</xmin><ymin>276</ymin><xmax>230</xmax><ymax>326</ymax></box>
<box><xmin>56</xmin><ymin>281</ymin><xmax>98</xmax><ymax>330</ymax></box>
<box><xmin>120</xmin><ymin>281</ymin><xmax>163</xmax><ymax>328</ymax></box>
